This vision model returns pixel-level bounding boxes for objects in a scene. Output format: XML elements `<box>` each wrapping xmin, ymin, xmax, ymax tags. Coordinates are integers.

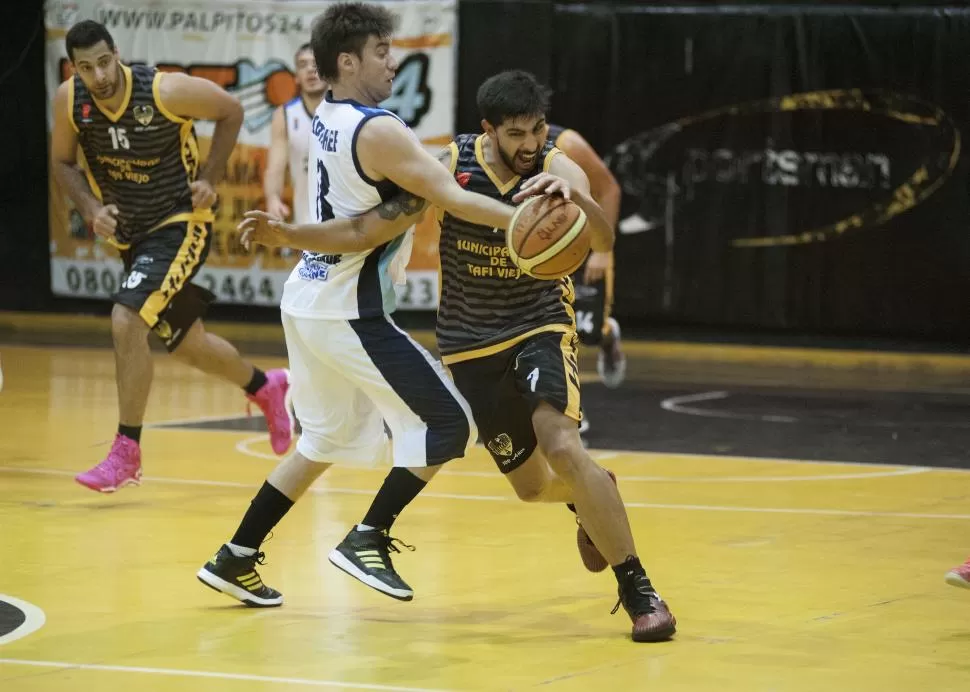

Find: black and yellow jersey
<box><xmin>70</xmin><ymin>63</ymin><xmax>208</xmax><ymax>248</ymax></box>
<box><xmin>435</xmin><ymin>133</ymin><xmax>577</xmax><ymax>365</ymax></box>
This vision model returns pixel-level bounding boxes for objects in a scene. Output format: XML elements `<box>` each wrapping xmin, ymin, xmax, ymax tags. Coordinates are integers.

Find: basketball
<box><xmin>506</xmin><ymin>194</ymin><xmax>590</xmax><ymax>280</ymax></box>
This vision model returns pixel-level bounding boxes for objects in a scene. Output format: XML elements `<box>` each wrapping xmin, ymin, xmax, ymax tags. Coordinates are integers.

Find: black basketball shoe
<box><xmin>328</xmin><ymin>527</ymin><xmax>416</xmax><ymax>601</ymax></box>
<box><xmin>196</xmin><ymin>545</ymin><xmax>283</xmax><ymax>607</ymax></box>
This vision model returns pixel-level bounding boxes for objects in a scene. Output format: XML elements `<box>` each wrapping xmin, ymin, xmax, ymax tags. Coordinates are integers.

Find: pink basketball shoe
<box><xmin>75</xmin><ymin>434</ymin><xmax>142</xmax><ymax>493</ymax></box>
<box><xmin>246</xmin><ymin>368</ymin><xmax>293</xmax><ymax>455</ymax></box>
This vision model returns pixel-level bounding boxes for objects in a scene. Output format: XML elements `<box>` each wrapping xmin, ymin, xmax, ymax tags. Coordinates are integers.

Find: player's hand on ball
<box><xmin>584</xmin><ymin>251</ymin><xmax>611</xmax><ymax>283</ymax></box>
<box><xmin>512</xmin><ymin>173</ymin><xmax>572</xmax><ymax>203</ymax></box>
<box><xmin>92</xmin><ymin>204</ymin><xmax>119</xmax><ymax>240</ymax></box>
<box><xmin>190</xmin><ymin>180</ymin><xmax>218</xmax><ymax>209</ymax></box>
<box><xmin>239</xmin><ymin>210</ymin><xmax>289</xmax><ymax>251</ymax></box>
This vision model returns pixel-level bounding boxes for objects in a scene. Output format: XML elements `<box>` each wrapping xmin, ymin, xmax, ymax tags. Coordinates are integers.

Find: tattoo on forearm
<box><xmin>376</xmin><ymin>192</ymin><xmax>428</xmax><ymax>221</ymax></box>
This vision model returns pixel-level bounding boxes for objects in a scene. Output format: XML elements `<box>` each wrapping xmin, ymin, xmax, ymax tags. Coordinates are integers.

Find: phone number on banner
<box><xmin>50</xmin><ymin>258</ymin><xmax>438</xmax><ymax>310</ymax></box>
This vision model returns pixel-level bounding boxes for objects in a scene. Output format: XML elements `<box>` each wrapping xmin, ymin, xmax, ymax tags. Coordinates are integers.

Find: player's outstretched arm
<box><xmin>357</xmin><ymin>116</ymin><xmax>514</xmax><ymax>230</ymax></box>
<box><xmin>263</xmin><ymin>106</ymin><xmax>291</xmax><ymax>220</ymax></box>
<box><xmin>515</xmin><ymin>153</ymin><xmax>615</xmax><ymax>253</ymax></box>
<box><xmin>50</xmin><ymin>81</ymin><xmax>102</xmax><ymax>224</ymax></box>
<box><xmin>157</xmin><ymin>72</ymin><xmax>243</xmax><ymax>188</ymax></box>
<box><xmin>239</xmin><ymin>191</ymin><xmax>428</xmax><ymax>254</ymax></box>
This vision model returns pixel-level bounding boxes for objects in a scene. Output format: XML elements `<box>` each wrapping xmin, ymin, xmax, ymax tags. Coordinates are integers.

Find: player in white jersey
<box><xmin>197</xmin><ymin>2</ymin><xmax>526</xmax><ymax>607</ymax></box>
<box><xmin>263</xmin><ymin>43</ymin><xmax>325</xmax><ymax>226</ymax></box>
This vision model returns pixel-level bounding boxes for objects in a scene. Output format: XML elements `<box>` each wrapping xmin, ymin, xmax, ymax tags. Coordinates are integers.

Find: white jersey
<box><xmin>280</xmin><ymin>92</ymin><xmax>415</xmax><ymax>320</ymax></box>
<box><xmin>283</xmin><ymin>97</ymin><xmax>312</xmax><ymax>225</ymax></box>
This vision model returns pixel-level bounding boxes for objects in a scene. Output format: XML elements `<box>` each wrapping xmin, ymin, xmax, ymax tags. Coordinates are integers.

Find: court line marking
<box><xmin>0</xmin><ymin>658</ymin><xmax>454</xmax><ymax>691</ymax></box>
<box><xmin>661</xmin><ymin>390</ymin><xmax>970</xmax><ymax>429</ymax></box>
<box><xmin>0</xmin><ymin>596</ymin><xmax>45</xmax><ymax>647</ymax></box>
<box><xmin>662</xmin><ymin>390</ymin><xmax>799</xmax><ymax>422</ymax></box>
<box><xmin>234</xmin><ymin>436</ymin><xmax>931</xmax><ymax>483</ymax></box>
<box><xmin>2</xmin><ymin>466</ymin><xmax>968</xmax><ymax>521</ymax></box>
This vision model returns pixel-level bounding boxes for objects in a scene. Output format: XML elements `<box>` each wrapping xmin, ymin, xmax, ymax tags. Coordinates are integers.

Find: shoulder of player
<box><xmin>54</xmin><ymin>78</ymin><xmax>73</xmax><ymax>104</ymax></box>
<box><xmin>355</xmin><ymin>112</ymin><xmax>412</xmax><ymax>150</ymax></box>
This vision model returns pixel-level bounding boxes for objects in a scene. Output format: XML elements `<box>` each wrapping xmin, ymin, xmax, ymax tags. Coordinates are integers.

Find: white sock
<box><xmin>356</xmin><ymin>523</ymin><xmax>376</xmax><ymax>532</ymax></box>
<box><xmin>226</xmin><ymin>542</ymin><xmax>257</xmax><ymax>558</ymax></box>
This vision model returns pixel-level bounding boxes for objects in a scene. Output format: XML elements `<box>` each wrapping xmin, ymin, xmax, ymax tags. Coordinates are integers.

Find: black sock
<box><xmin>360</xmin><ymin>467</ymin><xmax>428</xmax><ymax>531</ymax></box>
<box><xmin>118</xmin><ymin>424</ymin><xmax>142</xmax><ymax>444</ymax></box>
<box><xmin>230</xmin><ymin>481</ymin><xmax>294</xmax><ymax>550</ymax></box>
<box><xmin>612</xmin><ymin>555</ymin><xmax>648</xmax><ymax>585</ymax></box>
<box><xmin>243</xmin><ymin>368</ymin><xmax>268</xmax><ymax>396</ymax></box>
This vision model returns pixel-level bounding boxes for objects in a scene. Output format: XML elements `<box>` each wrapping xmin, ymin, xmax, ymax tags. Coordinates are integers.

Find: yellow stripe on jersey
<box><xmin>67</xmin><ymin>78</ymin><xmax>79</xmax><ymax>134</ymax></box>
<box><xmin>542</xmin><ymin>146</ymin><xmax>563</xmax><ymax>172</ymax></box>
<box><xmin>152</xmin><ymin>71</ymin><xmax>189</xmax><ymax>124</ymax></box>
<box><xmin>475</xmin><ymin>134</ymin><xmax>520</xmax><ymax>195</ymax></box>
<box><xmin>441</xmin><ymin>324</ymin><xmax>573</xmax><ymax>365</ymax></box>
<box><xmin>92</xmin><ymin>64</ymin><xmax>133</xmax><ymax>123</ymax></box>
<box><xmin>179</xmin><ymin>120</ymin><xmax>201</xmax><ymax>181</ymax></box>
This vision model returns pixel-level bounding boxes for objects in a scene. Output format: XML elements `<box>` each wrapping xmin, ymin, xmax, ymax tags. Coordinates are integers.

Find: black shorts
<box><xmin>448</xmin><ymin>330</ymin><xmax>582</xmax><ymax>473</ymax></box>
<box><xmin>114</xmin><ymin>219</ymin><xmax>215</xmax><ymax>352</ymax></box>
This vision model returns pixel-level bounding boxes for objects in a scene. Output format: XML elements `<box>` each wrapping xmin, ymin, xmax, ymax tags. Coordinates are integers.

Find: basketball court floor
<box><xmin>1</xmin><ymin>325</ymin><xmax>970</xmax><ymax>691</ymax></box>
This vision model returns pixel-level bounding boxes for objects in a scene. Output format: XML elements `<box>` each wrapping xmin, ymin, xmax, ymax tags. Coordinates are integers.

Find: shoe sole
<box><xmin>945</xmin><ymin>572</ymin><xmax>970</xmax><ymax>589</ymax></box>
<box><xmin>75</xmin><ymin>472</ymin><xmax>142</xmax><ymax>493</ymax></box>
<box><xmin>328</xmin><ymin>549</ymin><xmax>414</xmax><ymax>601</ymax></box>
<box><xmin>632</xmin><ymin>622</ymin><xmax>677</xmax><ymax>643</ymax></box>
<box><xmin>195</xmin><ymin>567</ymin><xmax>283</xmax><ymax>607</ymax></box>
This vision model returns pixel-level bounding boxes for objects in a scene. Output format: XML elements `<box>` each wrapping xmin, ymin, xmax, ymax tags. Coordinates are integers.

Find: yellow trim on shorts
<box><xmin>559</xmin><ymin>330</ymin><xmax>582</xmax><ymax>422</ymax></box>
<box><xmin>138</xmin><ymin>218</ymin><xmax>208</xmax><ymax>327</ymax></box>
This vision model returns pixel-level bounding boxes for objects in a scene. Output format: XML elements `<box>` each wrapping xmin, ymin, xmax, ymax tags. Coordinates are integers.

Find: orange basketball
<box><xmin>507</xmin><ymin>195</ymin><xmax>590</xmax><ymax>280</ymax></box>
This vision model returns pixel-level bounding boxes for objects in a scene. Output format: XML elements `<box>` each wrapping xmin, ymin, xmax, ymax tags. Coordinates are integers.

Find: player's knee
<box><xmin>512</xmin><ymin>480</ymin><xmax>547</xmax><ymax>503</ymax></box>
<box><xmin>111</xmin><ymin>303</ymin><xmax>149</xmax><ymax>345</ymax></box>
<box><xmin>539</xmin><ymin>431</ymin><xmax>586</xmax><ymax>483</ymax></box>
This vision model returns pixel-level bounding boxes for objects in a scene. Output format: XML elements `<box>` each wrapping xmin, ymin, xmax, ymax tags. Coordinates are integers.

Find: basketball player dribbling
<box><xmin>241</xmin><ymin>68</ymin><xmax>677</xmax><ymax>643</ymax></box>
<box><xmin>197</xmin><ymin>3</ymin><xmax>537</xmax><ymax>608</ymax></box>
<box><xmin>49</xmin><ymin>20</ymin><xmax>292</xmax><ymax>493</ymax></box>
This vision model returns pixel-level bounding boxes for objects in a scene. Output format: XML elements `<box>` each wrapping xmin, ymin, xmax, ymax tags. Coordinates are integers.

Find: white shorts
<box><xmin>282</xmin><ymin>311</ymin><xmax>477</xmax><ymax>468</ymax></box>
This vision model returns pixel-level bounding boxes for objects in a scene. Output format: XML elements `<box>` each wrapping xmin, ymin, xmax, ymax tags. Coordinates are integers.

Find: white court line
<box><xmin>0</xmin><ymin>596</ymin><xmax>45</xmax><ymax>647</ymax></box>
<box><xmin>233</xmin><ymin>437</ymin><xmax>619</xmax><ymax>465</ymax></box>
<box><xmin>2</xmin><ymin>466</ymin><xmax>968</xmax><ymax>521</ymax></box>
<box><xmin>661</xmin><ymin>390</ymin><xmax>970</xmax><ymax>429</ymax></box>
<box><xmin>234</xmin><ymin>436</ymin><xmax>931</xmax><ymax>483</ymax></box>
<box><xmin>661</xmin><ymin>391</ymin><xmax>798</xmax><ymax>423</ymax></box>
<box><xmin>0</xmin><ymin>658</ymin><xmax>453</xmax><ymax>691</ymax></box>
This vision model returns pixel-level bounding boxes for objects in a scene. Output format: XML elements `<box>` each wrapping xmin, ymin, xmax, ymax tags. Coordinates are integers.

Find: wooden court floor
<box><xmin>1</xmin><ymin>344</ymin><xmax>970</xmax><ymax>691</ymax></box>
